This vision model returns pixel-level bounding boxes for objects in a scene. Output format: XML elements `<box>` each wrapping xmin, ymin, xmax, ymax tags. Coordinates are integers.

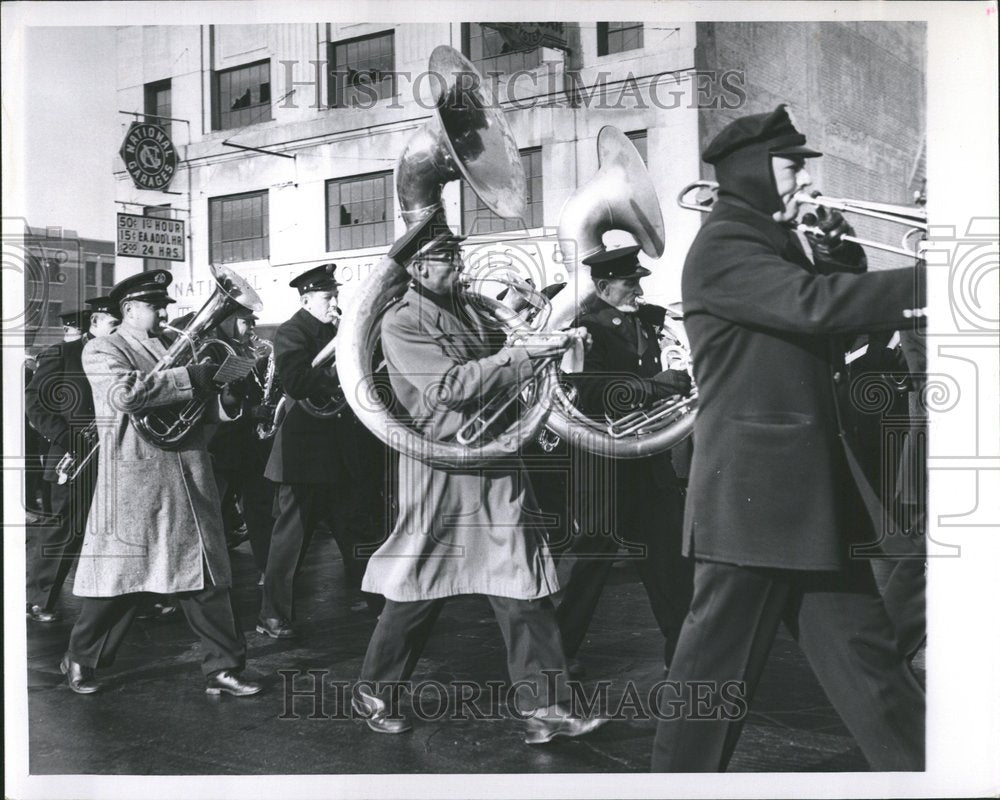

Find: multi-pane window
<box><xmin>144</xmin><ymin>206</ymin><xmax>175</xmax><ymax>272</ymax></box>
<box><xmin>47</xmin><ymin>300</ymin><xmax>63</xmax><ymax>329</ymax></box>
<box><xmin>212</xmin><ymin>60</ymin><xmax>271</xmax><ymax>131</ymax></box>
<box><xmin>462</xmin><ymin>148</ymin><xmax>543</xmax><ymax>235</ymax></box>
<box><xmin>86</xmin><ymin>258</ymin><xmax>115</xmax><ymax>295</ymax></box>
<box><xmin>209</xmin><ymin>191</ymin><xmax>269</xmax><ymax>264</ymax></box>
<box><xmin>144</xmin><ymin>79</ymin><xmax>172</xmax><ymax>138</ymax></box>
<box><xmin>329</xmin><ymin>31</ymin><xmax>395</xmax><ymax>108</ymax></box>
<box><xmin>326</xmin><ymin>172</ymin><xmax>394</xmax><ymax>251</ymax></box>
<box><xmin>462</xmin><ymin>23</ymin><xmax>542</xmax><ymax>75</ymax></box>
<box><xmin>627</xmin><ymin>130</ymin><xmax>648</xmax><ymax>166</ymax></box>
<box><xmin>597</xmin><ymin>22</ymin><xmax>644</xmax><ymax>56</ymax></box>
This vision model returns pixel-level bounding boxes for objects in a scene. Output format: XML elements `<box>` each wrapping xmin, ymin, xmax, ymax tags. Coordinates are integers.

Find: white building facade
<box><xmin>112</xmin><ymin>22</ymin><xmax>705</xmax><ymax>324</ymax></box>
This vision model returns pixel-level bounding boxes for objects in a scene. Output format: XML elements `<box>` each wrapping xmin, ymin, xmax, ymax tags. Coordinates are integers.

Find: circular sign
<box><xmin>119</xmin><ymin>121</ymin><xmax>178</xmax><ymax>191</ymax></box>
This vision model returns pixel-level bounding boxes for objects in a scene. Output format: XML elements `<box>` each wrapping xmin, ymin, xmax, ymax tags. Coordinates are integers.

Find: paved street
<box><xmin>25</xmin><ymin>532</ymin><xmax>917</xmax><ymax>774</ymax></box>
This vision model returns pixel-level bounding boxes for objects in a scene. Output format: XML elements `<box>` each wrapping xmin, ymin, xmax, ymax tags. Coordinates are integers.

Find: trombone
<box><xmin>678</xmin><ymin>181</ymin><xmax>928</xmax><ymax>259</ymax></box>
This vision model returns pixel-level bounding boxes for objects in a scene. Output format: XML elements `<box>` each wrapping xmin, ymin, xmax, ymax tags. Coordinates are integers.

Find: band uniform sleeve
<box><xmin>687</xmin><ymin>221</ymin><xmax>925</xmax><ymax>336</ymax></box>
<box><xmin>274</xmin><ymin>321</ymin><xmax>338</xmax><ymax>401</ymax></box>
<box><xmin>82</xmin><ymin>337</ymin><xmax>194</xmax><ymax>414</ymax></box>
<box><xmin>24</xmin><ymin>347</ymin><xmax>70</xmax><ymax>447</ymax></box>
<box><xmin>381</xmin><ymin>307</ymin><xmax>533</xmax><ymax>412</ymax></box>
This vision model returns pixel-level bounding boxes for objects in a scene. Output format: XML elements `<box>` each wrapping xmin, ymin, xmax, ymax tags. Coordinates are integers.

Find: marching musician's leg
<box><xmin>554</xmin><ymin>533</ymin><xmax>617</xmax><ymax>660</ymax></box>
<box><xmin>259</xmin><ymin>483</ymin><xmax>317</xmax><ymax>636</ymax></box>
<box><xmin>355</xmin><ymin>598</ymin><xmax>446</xmax><ymax>733</ymax></box>
<box><xmin>26</xmin><ymin>480</ymin><xmax>72</xmax><ymax>619</ymax></box>
<box><xmin>63</xmin><ymin>594</ymin><xmax>142</xmax><ymax>693</ymax></box>
<box><xmin>791</xmin><ymin>564</ymin><xmax>925</xmax><ymax>770</ymax></box>
<box><xmin>651</xmin><ymin>561</ymin><xmax>789</xmax><ymax>772</ymax></box>
<box><xmin>488</xmin><ymin>595</ymin><xmax>570</xmax><ymax>712</ymax></box>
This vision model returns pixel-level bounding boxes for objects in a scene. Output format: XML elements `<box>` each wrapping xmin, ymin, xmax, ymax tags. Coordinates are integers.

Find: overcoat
<box><xmin>681</xmin><ymin>198</ymin><xmax>924</xmax><ymax>571</ymax></box>
<box><xmin>74</xmin><ymin>321</ymin><xmax>231</xmax><ymax>597</ymax></box>
<box><xmin>24</xmin><ymin>338</ymin><xmax>95</xmax><ymax>482</ymax></box>
<box><xmin>361</xmin><ymin>285</ymin><xmax>561</xmax><ymax>602</ymax></box>
<box><xmin>264</xmin><ymin>308</ymin><xmax>362</xmax><ymax>485</ymax></box>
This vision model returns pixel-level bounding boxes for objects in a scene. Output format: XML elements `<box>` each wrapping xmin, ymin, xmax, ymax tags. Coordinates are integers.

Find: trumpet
<box><xmin>677</xmin><ymin>181</ymin><xmax>928</xmax><ymax>258</ymax></box>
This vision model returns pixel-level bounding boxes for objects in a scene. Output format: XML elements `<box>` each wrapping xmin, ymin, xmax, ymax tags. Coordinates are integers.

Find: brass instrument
<box><xmin>300</xmin><ymin>311</ymin><xmax>349</xmax><ymax>419</ymax></box>
<box><xmin>250</xmin><ymin>333</ymin><xmax>286</xmax><ymax>440</ymax></box>
<box><xmin>132</xmin><ymin>265</ymin><xmax>263</xmax><ymax>449</ymax></box>
<box><xmin>335</xmin><ymin>46</ymin><xmax>579</xmax><ymax>467</ymax></box>
<box><xmin>678</xmin><ymin>181</ymin><xmax>928</xmax><ymax>258</ymax></box>
<box><xmin>539</xmin><ymin>126</ymin><xmax>698</xmax><ymax>459</ymax></box>
<box><xmin>54</xmin><ymin>422</ymin><xmax>99</xmax><ymax>485</ymax></box>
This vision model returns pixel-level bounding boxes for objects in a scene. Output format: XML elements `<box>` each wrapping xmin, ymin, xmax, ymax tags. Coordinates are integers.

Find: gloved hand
<box><xmin>805</xmin><ymin>206</ymin><xmax>865</xmax><ymax>267</ymax></box>
<box><xmin>651</xmin><ymin>369</ymin><xmax>692</xmax><ymax>398</ymax></box>
<box><xmin>187</xmin><ymin>363</ymin><xmax>218</xmax><ymax>391</ymax></box>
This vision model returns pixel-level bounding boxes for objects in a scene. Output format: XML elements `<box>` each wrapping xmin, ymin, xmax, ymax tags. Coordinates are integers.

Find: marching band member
<box><xmin>652</xmin><ymin>105</ymin><xmax>925</xmax><ymax>771</ymax></box>
<box><xmin>354</xmin><ymin>216</ymin><xmax>608</xmax><ymax>744</ymax></box>
<box><xmin>556</xmin><ymin>247</ymin><xmax>694</xmax><ymax>675</ymax></box>
<box><xmin>208</xmin><ymin>307</ymin><xmax>275</xmax><ymax>574</ymax></box>
<box><xmin>25</xmin><ymin>301</ymin><xmax>118</xmax><ymax>622</ymax></box>
<box><xmin>61</xmin><ymin>271</ymin><xmax>261</xmax><ymax>698</ymax></box>
<box><xmin>259</xmin><ymin>264</ymin><xmax>375</xmax><ymax>639</ymax></box>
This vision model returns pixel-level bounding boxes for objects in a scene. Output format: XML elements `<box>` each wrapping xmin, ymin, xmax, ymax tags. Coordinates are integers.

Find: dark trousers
<box><xmin>651</xmin><ymin>560</ymin><xmax>925</xmax><ymax>772</ymax></box>
<box><xmin>261</xmin><ymin>482</ymin><xmax>375</xmax><ymax>621</ymax></box>
<box><xmin>557</xmin><ymin>457</ymin><xmax>693</xmax><ymax>665</ymax></box>
<box><xmin>26</xmin><ymin>473</ymin><xmax>94</xmax><ymax>610</ymax></box>
<box><xmin>361</xmin><ymin>596</ymin><xmax>570</xmax><ymax>712</ymax></box>
<box><xmin>67</xmin><ymin>579</ymin><xmax>246</xmax><ymax>676</ymax></box>
<box><xmin>214</xmin><ymin>468</ymin><xmax>275</xmax><ymax>573</ymax></box>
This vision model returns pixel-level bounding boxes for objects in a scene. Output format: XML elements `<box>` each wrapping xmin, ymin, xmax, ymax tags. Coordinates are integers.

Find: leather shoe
<box><xmin>352</xmin><ymin>689</ymin><xmax>412</xmax><ymax>734</ymax></box>
<box><xmin>523</xmin><ymin>706</ymin><xmax>609</xmax><ymax>745</ymax></box>
<box><xmin>205</xmin><ymin>670</ymin><xmax>263</xmax><ymax>697</ymax></box>
<box><xmin>60</xmin><ymin>655</ymin><xmax>101</xmax><ymax>695</ymax></box>
<box><xmin>137</xmin><ymin>602</ymin><xmax>178</xmax><ymax>620</ymax></box>
<box><xmin>256</xmin><ymin>617</ymin><xmax>296</xmax><ymax>639</ymax></box>
<box><xmin>27</xmin><ymin>605</ymin><xmax>60</xmax><ymax>623</ymax></box>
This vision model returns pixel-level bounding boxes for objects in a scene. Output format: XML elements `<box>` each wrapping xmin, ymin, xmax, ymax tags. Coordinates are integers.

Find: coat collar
<box><xmin>712</xmin><ymin>198</ymin><xmax>814</xmax><ymax>270</ymax></box>
<box><xmin>401</xmin><ymin>286</ymin><xmax>489</xmax><ymax>350</ymax></box>
<box><xmin>292</xmin><ymin>307</ymin><xmax>335</xmax><ymax>336</ymax></box>
<box><xmin>118</xmin><ymin>320</ymin><xmax>167</xmax><ymax>363</ymax></box>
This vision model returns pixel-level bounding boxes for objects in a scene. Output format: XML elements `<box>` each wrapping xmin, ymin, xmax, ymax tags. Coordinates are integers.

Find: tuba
<box><xmin>335</xmin><ymin>46</ymin><xmax>578</xmax><ymax>467</ymax></box>
<box><xmin>539</xmin><ymin>126</ymin><xmax>698</xmax><ymax>458</ymax></box>
<box><xmin>132</xmin><ymin>265</ymin><xmax>263</xmax><ymax>449</ymax></box>
<box><xmin>299</xmin><ymin>314</ymin><xmax>348</xmax><ymax>419</ymax></box>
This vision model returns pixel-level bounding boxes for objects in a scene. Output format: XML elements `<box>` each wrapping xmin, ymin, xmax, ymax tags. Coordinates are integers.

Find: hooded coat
<box><xmin>681</xmin><ymin>148</ymin><xmax>925</xmax><ymax>571</ymax></box>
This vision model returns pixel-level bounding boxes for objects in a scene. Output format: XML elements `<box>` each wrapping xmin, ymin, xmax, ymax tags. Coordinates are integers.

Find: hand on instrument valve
<box><xmin>187</xmin><ymin>363</ymin><xmax>219</xmax><ymax>392</ymax></box>
<box><xmin>220</xmin><ymin>379</ymin><xmax>247</xmax><ymax>416</ymax></box>
<box><xmin>804</xmin><ymin>206</ymin><xmax>865</xmax><ymax>268</ymax></box>
<box><xmin>651</xmin><ymin>368</ymin><xmax>692</xmax><ymax>399</ymax></box>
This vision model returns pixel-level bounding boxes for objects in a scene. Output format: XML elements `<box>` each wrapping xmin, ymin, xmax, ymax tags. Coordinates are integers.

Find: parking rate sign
<box><xmin>117</xmin><ymin>213</ymin><xmax>186</xmax><ymax>261</ymax></box>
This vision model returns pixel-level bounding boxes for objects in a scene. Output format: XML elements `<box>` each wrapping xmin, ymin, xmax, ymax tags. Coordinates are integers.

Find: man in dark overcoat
<box><xmin>555</xmin><ymin>247</ymin><xmax>694</xmax><ymax>673</ymax></box>
<box><xmin>259</xmin><ymin>264</ymin><xmax>377</xmax><ymax>638</ymax></box>
<box><xmin>25</xmin><ymin>301</ymin><xmax>117</xmax><ymax>622</ymax></box>
<box><xmin>651</xmin><ymin>105</ymin><xmax>926</xmax><ymax>771</ymax></box>
<box><xmin>62</xmin><ymin>271</ymin><xmax>261</xmax><ymax>698</ymax></box>
<box><xmin>356</xmin><ymin>216</ymin><xmax>608</xmax><ymax>745</ymax></box>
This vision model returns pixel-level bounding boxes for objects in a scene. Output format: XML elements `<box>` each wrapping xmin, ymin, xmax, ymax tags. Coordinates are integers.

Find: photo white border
<box><xmin>3</xmin><ymin>2</ymin><xmax>998</xmax><ymax>798</ymax></box>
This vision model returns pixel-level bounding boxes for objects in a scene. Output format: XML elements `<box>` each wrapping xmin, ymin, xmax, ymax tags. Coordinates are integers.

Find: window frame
<box><xmin>461</xmin><ymin>23</ymin><xmax>544</xmax><ymax>76</ymax></box>
<box><xmin>325</xmin><ymin>171</ymin><xmax>395</xmax><ymax>253</ymax></box>
<box><xmin>208</xmin><ymin>190</ymin><xmax>270</xmax><ymax>265</ymax></box>
<box><xmin>328</xmin><ymin>30</ymin><xmax>396</xmax><ymax>109</ymax></box>
<box><xmin>211</xmin><ymin>59</ymin><xmax>272</xmax><ymax>132</ymax></box>
<box><xmin>596</xmin><ymin>22</ymin><xmax>644</xmax><ymax>57</ymax></box>
<box><xmin>143</xmin><ymin>78</ymin><xmax>172</xmax><ymax>138</ymax></box>
<box><xmin>461</xmin><ymin>147</ymin><xmax>543</xmax><ymax>236</ymax></box>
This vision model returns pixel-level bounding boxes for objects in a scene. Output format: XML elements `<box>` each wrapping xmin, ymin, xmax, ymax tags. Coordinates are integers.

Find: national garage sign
<box><xmin>119</xmin><ymin>121</ymin><xmax>178</xmax><ymax>190</ymax></box>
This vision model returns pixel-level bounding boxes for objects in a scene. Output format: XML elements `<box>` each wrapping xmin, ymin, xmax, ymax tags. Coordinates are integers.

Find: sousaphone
<box><xmin>336</xmin><ymin>46</ymin><xmax>575</xmax><ymax>467</ymax></box>
<box><xmin>541</xmin><ymin>126</ymin><xmax>698</xmax><ymax>458</ymax></box>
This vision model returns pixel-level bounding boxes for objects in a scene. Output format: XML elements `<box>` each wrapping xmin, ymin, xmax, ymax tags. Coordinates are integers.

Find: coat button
<box><xmin>833</xmin><ymin>371</ymin><xmax>843</xmax><ymax>383</ymax></box>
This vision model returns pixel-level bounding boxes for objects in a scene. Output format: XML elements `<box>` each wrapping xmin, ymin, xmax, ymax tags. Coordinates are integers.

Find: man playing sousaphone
<box><xmin>353</xmin><ymin>213</ymin><xmax>609</xmax><ymax>744</ymax></box>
